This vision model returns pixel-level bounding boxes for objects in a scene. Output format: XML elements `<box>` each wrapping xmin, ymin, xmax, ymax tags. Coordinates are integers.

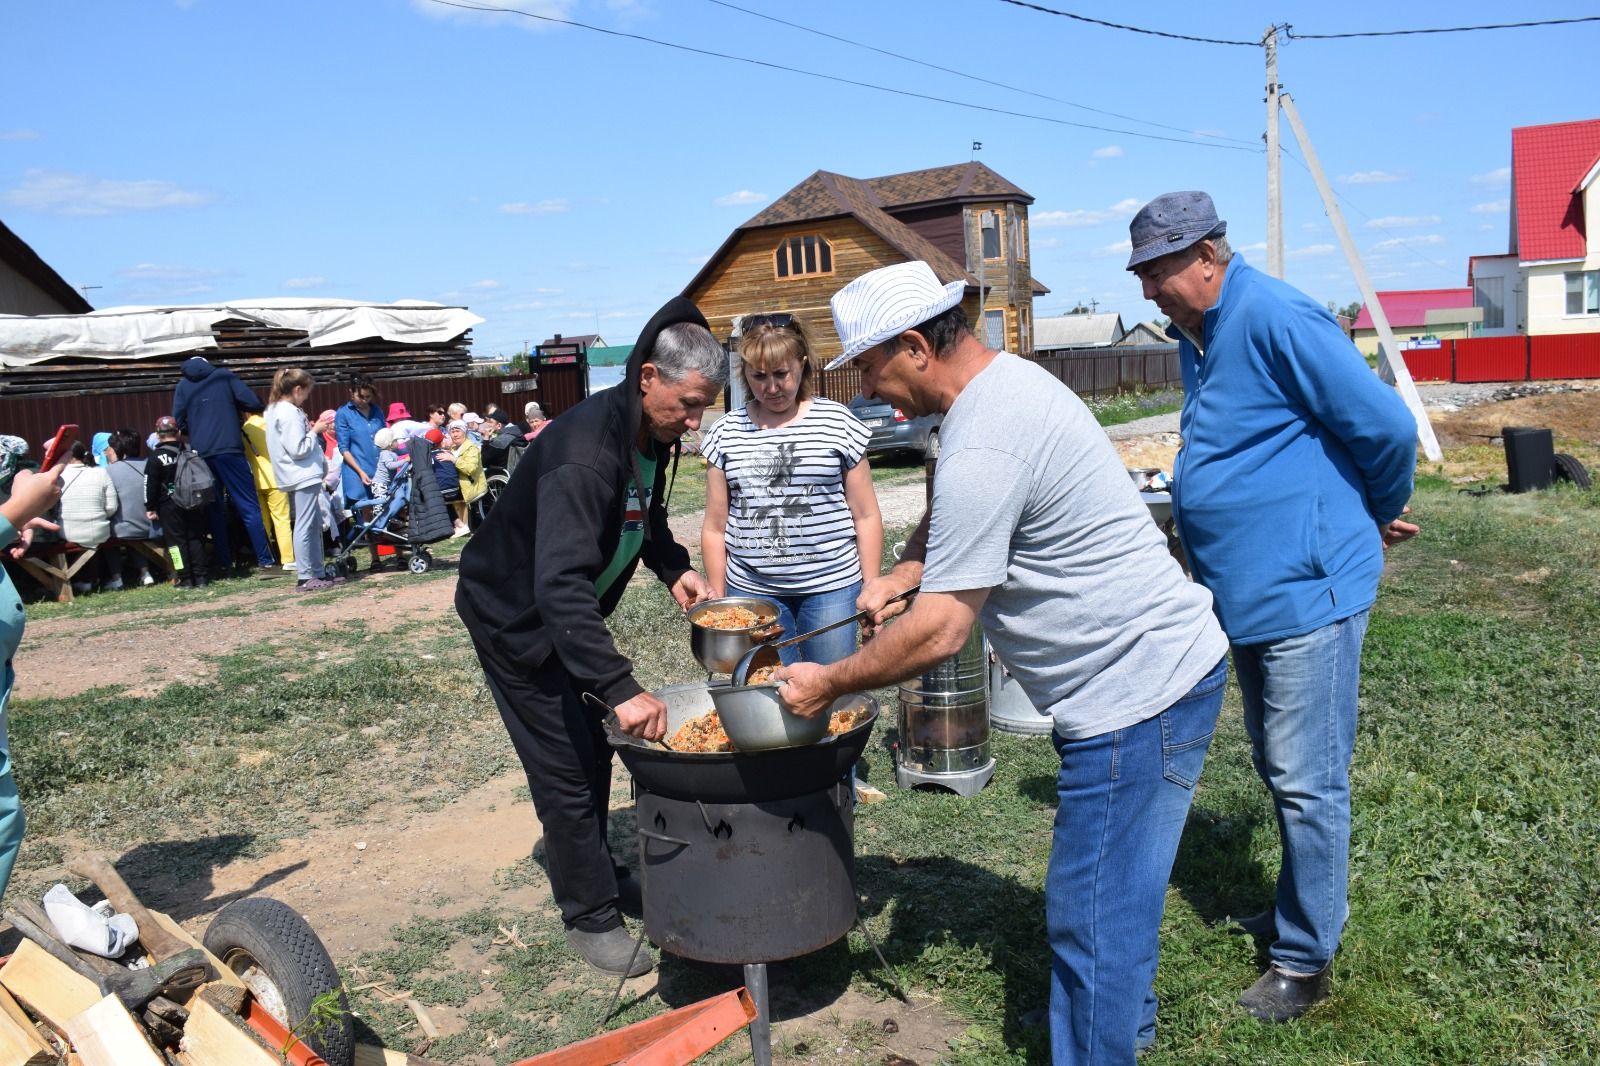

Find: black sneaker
<box><xmin>564</xmin><ymin>926</ymin><xmax>652</xmax><ymax>978</ymax></box>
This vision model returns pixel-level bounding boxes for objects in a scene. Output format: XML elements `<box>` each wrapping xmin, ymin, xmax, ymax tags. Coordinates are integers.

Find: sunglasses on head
<box><xmin>742</xmin><ymin>313</ymin><xmax>796</xmax><ymax>333</ymax></box>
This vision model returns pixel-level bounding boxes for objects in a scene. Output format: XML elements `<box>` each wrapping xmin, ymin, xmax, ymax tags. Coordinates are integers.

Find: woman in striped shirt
<box><xmin>701</xmin><ymin>314</ymin><xmax>883</xmax><ymax>666</ymax></box>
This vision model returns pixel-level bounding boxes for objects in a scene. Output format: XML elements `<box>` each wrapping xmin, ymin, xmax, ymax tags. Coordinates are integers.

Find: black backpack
<box><xmin>171</xmin><ymin>447</ymin><xmax>216</xmax><ymax>509</ymax></box>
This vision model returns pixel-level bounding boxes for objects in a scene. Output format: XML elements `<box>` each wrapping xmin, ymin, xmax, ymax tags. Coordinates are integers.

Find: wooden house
<box><xmin>684</xmin><ymin>162</ymin><xmax>1048</xmax><ymax>367</ymax></box>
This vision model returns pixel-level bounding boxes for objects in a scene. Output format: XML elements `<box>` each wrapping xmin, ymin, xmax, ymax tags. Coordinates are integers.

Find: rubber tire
<box><xmin>486</xmin><ymin>471</ymin><xmax>510</xmax><ymax>508</ymax></box>
<box><xmin>202</xmin><ymin>896</ymin><xmax>354</xmax><ymax>1066</ymax></box>
<box><xmin>409</xmin><ymin>552</ymin><xmax>430</xmax><ymax>574</ymax></box>
<box><xmin>923</xmin><ymin>429</ymin><xmax>941</xmax><ymax>463</ymax></box>
<box><xmin>1552</xmin><ymin>452</ymin><xmax>1592</xmax><ymax>489</ymax></box>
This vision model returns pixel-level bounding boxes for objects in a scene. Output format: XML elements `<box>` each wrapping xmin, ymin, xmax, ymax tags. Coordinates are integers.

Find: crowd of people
<box><xmin>0</xmin><ymin>189</ymin><xmax>1421</xmax><ymax>1063</ymax></box>
<box><xmin>0</xmin><ymin>362</ymin><xmax>551</xmax><ymax>597</ymax></box>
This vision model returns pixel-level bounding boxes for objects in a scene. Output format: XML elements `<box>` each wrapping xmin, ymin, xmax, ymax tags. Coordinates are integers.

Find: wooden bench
<box><xmin>11</xmin><ymin>538</ymin><xmax>168</xmax><ymax>603</ymax></box>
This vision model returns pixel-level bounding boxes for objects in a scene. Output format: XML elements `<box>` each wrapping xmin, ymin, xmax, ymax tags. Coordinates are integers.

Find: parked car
<box><xmin>847</xmin><ymin>394</ymin><xmax>942</xmax><ymax>461</ymax></box>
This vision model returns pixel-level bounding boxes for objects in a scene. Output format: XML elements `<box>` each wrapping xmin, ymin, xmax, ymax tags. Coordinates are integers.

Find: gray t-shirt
<box><xmin>922</xmin><ymin>353</ymin><xmax>1227</xmax><ymax>739</ymax></box>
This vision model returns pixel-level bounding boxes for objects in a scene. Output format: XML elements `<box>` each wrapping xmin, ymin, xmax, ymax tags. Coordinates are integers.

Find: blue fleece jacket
<box><xmin>172</xmin><ymin>356</ymin><xmax>263</xmax><ymax>457</ymax></box>
<box><xmin>1170</xmin><ymin>255</ymin><xmax>1416</xmax><ymax>645</ymax></box>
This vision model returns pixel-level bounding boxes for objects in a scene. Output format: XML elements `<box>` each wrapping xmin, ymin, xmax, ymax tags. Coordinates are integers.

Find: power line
<box><xmin>422</xmin><ymin>0</ymin><xmax>1260</xmax><ymax>152</ymax></box>
<box><xmin>1277</xmin><ymin>142</ymin><xmax>1458</xmax><ymax>278</ymax></box>
<box><xmin>994</xmin><ymin>0</ymin><xmax>1261</xmax><ymax>47</ymax></box>
<box><xmin>1285</xmin><ymin>15</ymin><xmax>1600</xmax><ymax>40</ymax></box>
<box><xmin>706</xmin><ymin>0</ymin><xmax>1262</xmax><ymax>147</ymax></box>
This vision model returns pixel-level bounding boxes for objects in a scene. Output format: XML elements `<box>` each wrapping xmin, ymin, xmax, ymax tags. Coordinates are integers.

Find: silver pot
<box><xmin>710</xmin><ymin>684</ymin><xmax>875</xmax><ymax>751</ymax></box>
<box><xmin>687</xmin><ymin>596</ymin><xmax>781</xmax><ymax>674</ymax></box>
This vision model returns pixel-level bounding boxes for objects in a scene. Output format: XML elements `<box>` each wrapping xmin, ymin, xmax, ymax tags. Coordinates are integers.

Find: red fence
<box><xmin>1401</xmin><ymin>333</ymin><xmax>1600</xmax><ymax>385</ymax></box>
<box><xmin>0</xmin><ymin>367</ymin><xmax>587</xmax><ymax>452</ymax></box>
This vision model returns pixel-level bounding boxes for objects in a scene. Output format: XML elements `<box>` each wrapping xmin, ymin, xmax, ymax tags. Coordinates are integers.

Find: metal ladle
<box><xmin>730</xmin><ymin>584</ymin><xmax>920</xmax><ymax>686</ymax></box>
<box><xmin>582</xmin><ymin>691</ymin><xmax>675</xmax><ymax>751</ymax></box>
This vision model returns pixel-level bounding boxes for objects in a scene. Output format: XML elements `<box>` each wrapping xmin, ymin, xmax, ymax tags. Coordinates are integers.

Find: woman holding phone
<box><xmin>0</xmin><ymin>453</ymin><xmax>67</xmax><ymax>897</ymax></box>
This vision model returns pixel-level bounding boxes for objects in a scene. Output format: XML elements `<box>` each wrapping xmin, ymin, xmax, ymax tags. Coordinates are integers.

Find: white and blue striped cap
<box><xmin>826</xmin><ymin>262</ymin><xmax>967</xmax><ymax>371</ymax></box>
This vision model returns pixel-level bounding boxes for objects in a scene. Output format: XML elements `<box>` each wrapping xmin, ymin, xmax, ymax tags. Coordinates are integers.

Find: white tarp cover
<box><xmin>0</xmin><ymin>298</ymin><xmax>485</xmax><ymax>367</ymax></box>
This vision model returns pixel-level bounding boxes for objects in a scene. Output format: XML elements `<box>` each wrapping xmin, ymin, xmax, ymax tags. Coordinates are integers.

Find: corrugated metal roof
<box><xmin>1353</xmin><ymin>288</ymin><xmax>1474</xmax><ymax>331</ymax></box>
<box><xmin>1034</xmin><ymin>312</ymin><xmax>1125</xmax><ymax>348</ymax></box>
<box><xmin>1511</xmin><ymin>118</ymin><xmax>1600</xmax><ymax>262</ymax></box>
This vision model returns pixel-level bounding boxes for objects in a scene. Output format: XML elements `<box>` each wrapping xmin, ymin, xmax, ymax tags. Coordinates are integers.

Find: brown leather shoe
<box><xmin>1238</xmin><ymin>965</ymin><xmax>1330</xmax><ymax>1023</ymax></box>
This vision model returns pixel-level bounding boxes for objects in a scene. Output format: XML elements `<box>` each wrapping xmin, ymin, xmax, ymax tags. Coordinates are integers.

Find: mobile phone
<box><xmin>39</xmin><ymin>424</ymin><xmax>78</xmax><ymax>470</ymax></box>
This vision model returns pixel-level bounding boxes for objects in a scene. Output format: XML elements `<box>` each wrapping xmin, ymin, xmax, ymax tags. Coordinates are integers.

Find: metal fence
<box><xmin>1031</xmin><ymin>345</ymin><xmax>1182</xmax><ymax>398</ymax></box>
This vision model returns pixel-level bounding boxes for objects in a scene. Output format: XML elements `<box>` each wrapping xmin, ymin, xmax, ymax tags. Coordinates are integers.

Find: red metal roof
<box><xmin>1512</xmin><ymin>118</ymin><xmax>1600</xmax><ymax>262</ymax></box>
<box><xmin>1353</xmin><ymin>288</ymin><xmax>1474</xmax><ymax>331</ymax></box>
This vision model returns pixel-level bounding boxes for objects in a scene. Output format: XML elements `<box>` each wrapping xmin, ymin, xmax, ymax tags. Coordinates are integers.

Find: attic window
<box><xmin>775</xmin><ymin>234</ymin><xmax>833</xmax><ymax>280</ymax></box>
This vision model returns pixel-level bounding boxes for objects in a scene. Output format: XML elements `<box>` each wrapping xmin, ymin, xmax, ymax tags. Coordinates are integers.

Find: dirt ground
<box><xmin>14</xmin><ymin>389</ymin><xmax>1596</xmax><ymax>1063</ymax></box>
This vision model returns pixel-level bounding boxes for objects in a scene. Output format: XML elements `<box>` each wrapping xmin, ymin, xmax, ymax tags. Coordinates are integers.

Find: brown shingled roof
<box><xmin>685</xmin><ymin>161</ymin><xmax>1042</xmax><ymax>299</ymax></box>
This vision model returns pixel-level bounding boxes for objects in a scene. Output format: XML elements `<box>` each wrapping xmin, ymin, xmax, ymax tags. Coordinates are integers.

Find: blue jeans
<box><xmin>1047</xmin><ymin>657</ymin><xmax>1227</xmax><ymax>1066</ymax></box>
<box><xmin>727</xmin><ymin>580</ymin><xmax>863</xmax><ymax>666</ymax></box>
<box><xmin>204</xmin><ymin>451</ymin><xmax>275</xmax><ymax>568</ymax></box>
<box><xmin>1231</xmin><ymin>609</ymin><xmax>1369</xmax><ymax>974</ymax></box>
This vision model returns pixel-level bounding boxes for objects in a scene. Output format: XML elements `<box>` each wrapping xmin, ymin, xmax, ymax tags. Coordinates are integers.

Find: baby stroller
<box><xmin>327</xmin><ymin>438</ymin><xmax>456</xmax><ymax>575</ymax></box>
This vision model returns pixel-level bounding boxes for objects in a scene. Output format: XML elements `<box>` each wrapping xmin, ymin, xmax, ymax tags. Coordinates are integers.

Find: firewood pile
<box><xmin>1</xmin><ymin>319</ymin><xmax>473</xmax><ymax>398</ymax></box>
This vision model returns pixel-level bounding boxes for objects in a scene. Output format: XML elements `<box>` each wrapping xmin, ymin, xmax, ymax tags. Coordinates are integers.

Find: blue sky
<box><xmin>4</xmin><ymin>1</ymin><xmax>1596</xmax><ymax>356</ymax></box>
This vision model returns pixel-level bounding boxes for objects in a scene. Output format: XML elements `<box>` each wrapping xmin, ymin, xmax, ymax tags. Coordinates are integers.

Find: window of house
<box><xmin>1015</xmin><ymin>215</ymin><xmax>1028</xmax><ymax>261</ymax></box>
<box><xmin>1475</xmin><ymin>276</ymin><xmax>1504</xmax><ymax>330</ymax></box>
<box><xmin>1019</xmin><ymin>305</ymin><xmax>1031</xmax><ymax>354</ymax></box>
<box><xmin>1566</xmin><ymin>270</ymin><xmax>1599</xmax><ymax>316</ymax></box>
<box><xmin>983</xmin><ymin>308</ymin><xmax>1006</xmax><ymax>349</ymax></box>
<box><xmin>981</xmin><ymin>210</ymin><xmax>1003</xmax><ymax>260</ymax></box>
<box><xmin>774</xmin><ymin>234</ymin><xmax>833</xmax><ymax>280</ymax></box>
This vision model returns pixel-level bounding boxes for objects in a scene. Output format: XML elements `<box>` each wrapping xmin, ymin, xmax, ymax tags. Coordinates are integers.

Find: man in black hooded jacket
<box><xmin>455</xmin><ymin>297</ymin><xmax>726</xmax><ymax>976</ymax></box>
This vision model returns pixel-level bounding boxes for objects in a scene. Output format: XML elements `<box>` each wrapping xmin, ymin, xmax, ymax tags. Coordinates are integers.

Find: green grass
<box><xmin>9</xmin><ymin>483</ymin><xmax>1600</xmax><ymax>1063</ymax></box>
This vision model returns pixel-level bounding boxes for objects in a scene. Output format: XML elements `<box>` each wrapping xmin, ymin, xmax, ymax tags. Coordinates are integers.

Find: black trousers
<box><xmin>158</xmin><ymin>500</ymin><xmax>210</xmax><ymax>582</ymax></box>
<box><xmin>471</xmin><ymin>634</ymin><xmax>621</xmax><ymax>933</ymax></box>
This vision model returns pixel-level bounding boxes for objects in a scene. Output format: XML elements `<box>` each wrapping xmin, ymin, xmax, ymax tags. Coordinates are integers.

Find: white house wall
<box><xmin>1523</xmin><ymin>262</ymin><xmax>1600</xmax><ymax>335</ymax></box>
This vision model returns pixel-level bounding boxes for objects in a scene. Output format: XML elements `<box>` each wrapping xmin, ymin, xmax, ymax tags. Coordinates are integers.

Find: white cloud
<box><xmin>1288</xmin><ymin>243</ymin><xmax>1337</xmax><ymax>258</ymax></box>
<box><xmin>1365</xmin><ymin>215</ymin><xmax>1440</xmax><ymax>228</ymax></box>
<box><xmin>0</xmin><ymin>129</ymin><xmax>39</xmax><ymax>142</ymax></box>
<box><xmin>1091</xmin><ymin>239</ymin><xmax>1132</xmax><ymax>258</ymax></box>
<box><xmin>1472</xmin><ymin>200</ymin><xmax>1509</xmax><ymax>214</ymax></box>
<box><xmin>411</xmin><ymin>0</ymin><xmax>574</xmax><ymax>29</ymax></box>
<box><xmin>1238</xmin><ymin>241</ymin><xmax>1268</xmax><ymax>254</ymax></box>
<box><xmin>1034</xmin><ymin>198</ymin><xmax>1141</xmax><ymax>228</ymax></box>
<box><xmin>1301</xmin><ymin>221</ymin><xmax>1325</xmax><ymax>232</ymax></box>
<box><xmin>1471</xmin><ymin>167</ymin><xmax>1511</xmax><ymax>186</ymax></box>
<box><xmin>1337</xmin><ymin>170</ymin><xmax>1404</xmax><ymax>185</ymax></box>
<box><xmin>600</xmin><ymin>309</ymin><xmax>640</xmax><ymax>320</ymax></box>
<box><xmin>1091</xmin><ymin>145</ymin><xmax>1123</xmax><ymax>159</ymax></box>
<box><xmin>535</xmin><ymin>287</ymin><xmax>563</xmax><ymax>295</ymax></box>
<box><xmin>117</xmin><ymin>263</ymin><xmax>220</xmax><ymax>281</ymax></box>
<box><xmin>1374</xmin><ymin>234</ymin><xmax>1445</xmax><ymax>249</ymax></box>
<box><xmin>498</xmin><ymin>199</ymin><xmax>569</xmax><ymax>215</ymax></box>
<box><xmin>3</xmin><ymin>169</ymin><xmax>213</xmax><ymax>216</ymax></box>
<box><xmin>714</xmin><ymin>189</ymin><xmax>767</xmax><ymax>206</ymax></box>
<box><xmin>283</xmin><ymin>276</ymin><xmax>326</xmax><ymax>289</ymax></box>
<box><xmin>469</xmin><ymin>279</ymin><xmax>502</xmax><ymax>289</ymax></box>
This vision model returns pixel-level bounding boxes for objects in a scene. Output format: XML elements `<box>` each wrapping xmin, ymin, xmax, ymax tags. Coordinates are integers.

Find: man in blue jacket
<box><xmin>172</xmin><ymin>355</ymin><xmax>276</xmax><ymax>575</ymax></box>
<box><xmin>1126</xmin><ymin>192</ymin><xmax>1419</xmax><ymax>1023</ymax></box>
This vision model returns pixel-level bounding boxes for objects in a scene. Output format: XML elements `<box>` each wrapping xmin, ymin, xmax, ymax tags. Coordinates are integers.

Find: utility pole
<box><xmin>1264</xmin><ymin>25</ymin><xmax>1283</xmax><ymax>279</ymax></box>
<box><xmin>1278</xmin><ymin>93</ymin><xmax>1441</xmax><ymax>462</ymax></box>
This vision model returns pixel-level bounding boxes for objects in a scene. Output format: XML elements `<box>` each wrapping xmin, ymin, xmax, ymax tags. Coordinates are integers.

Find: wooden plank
<box><xmin>353</xmin><ymin>1043</ymin><xmax>448</xmax><ymax>1066</ymax></box>
<box><xmin>177</xmin><ymin>996</ymin><xmax>279</xmax><ymax>1066</ymax></box>
<box><xmin>61</xmin><ymin>994</ymin><xmax>164</xmax><ymax>1066</ymax></box>
<box><xmin>0</xmin><ymin>983</ymin><xmax>54</xmax><ymax>1065</ymax></box>
<box><xmin>0</xmin><ymin>938</ymin><xmax>100</xmax><ymax>1035</ymax></box>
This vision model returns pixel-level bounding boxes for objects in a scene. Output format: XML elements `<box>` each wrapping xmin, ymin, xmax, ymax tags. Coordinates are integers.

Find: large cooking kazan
<box><xmin>605</xmin><ymin>682</ymin><xmax>878</xmax><ymax>804</ymax></box>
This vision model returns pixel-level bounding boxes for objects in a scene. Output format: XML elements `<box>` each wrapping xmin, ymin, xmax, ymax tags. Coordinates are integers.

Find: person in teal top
<box><xmin>593</xmin><ymin>450</ymin><xmax>655</xmax><ymax>597</ymax></box>
<box><xmin>0</xmin><ymin>452</ymin><xmax>68</xmax><ymax>899</ymax></box>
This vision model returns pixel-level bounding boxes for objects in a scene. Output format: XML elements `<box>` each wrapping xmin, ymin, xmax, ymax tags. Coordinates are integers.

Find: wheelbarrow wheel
<box><xmin>203</xmin><ymin>896</ymin><xmax>354</xmax><ymax>1066</ymax></box>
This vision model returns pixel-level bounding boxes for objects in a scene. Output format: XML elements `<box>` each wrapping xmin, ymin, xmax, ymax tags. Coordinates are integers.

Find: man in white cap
<box><xmin>781</xmin><ymin>261</ymin><xmax>1229</xmax><ymax>1064</ymax></box>
<box><xmin>1126</xmin><ymin>192</ymin><xmax>1418</xmax><ymax>1022</ymax></box>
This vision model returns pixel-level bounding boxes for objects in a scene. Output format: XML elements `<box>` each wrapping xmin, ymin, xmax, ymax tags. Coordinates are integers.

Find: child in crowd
<box><xmin>144</xmin><ymin>416</ymin><xmax>210</xmax><ymax>589</ymax></box>
<box><xmin>265</xmin><ymin>369</ymin><xmax>342</xmax><ymax>592</ymax></box>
